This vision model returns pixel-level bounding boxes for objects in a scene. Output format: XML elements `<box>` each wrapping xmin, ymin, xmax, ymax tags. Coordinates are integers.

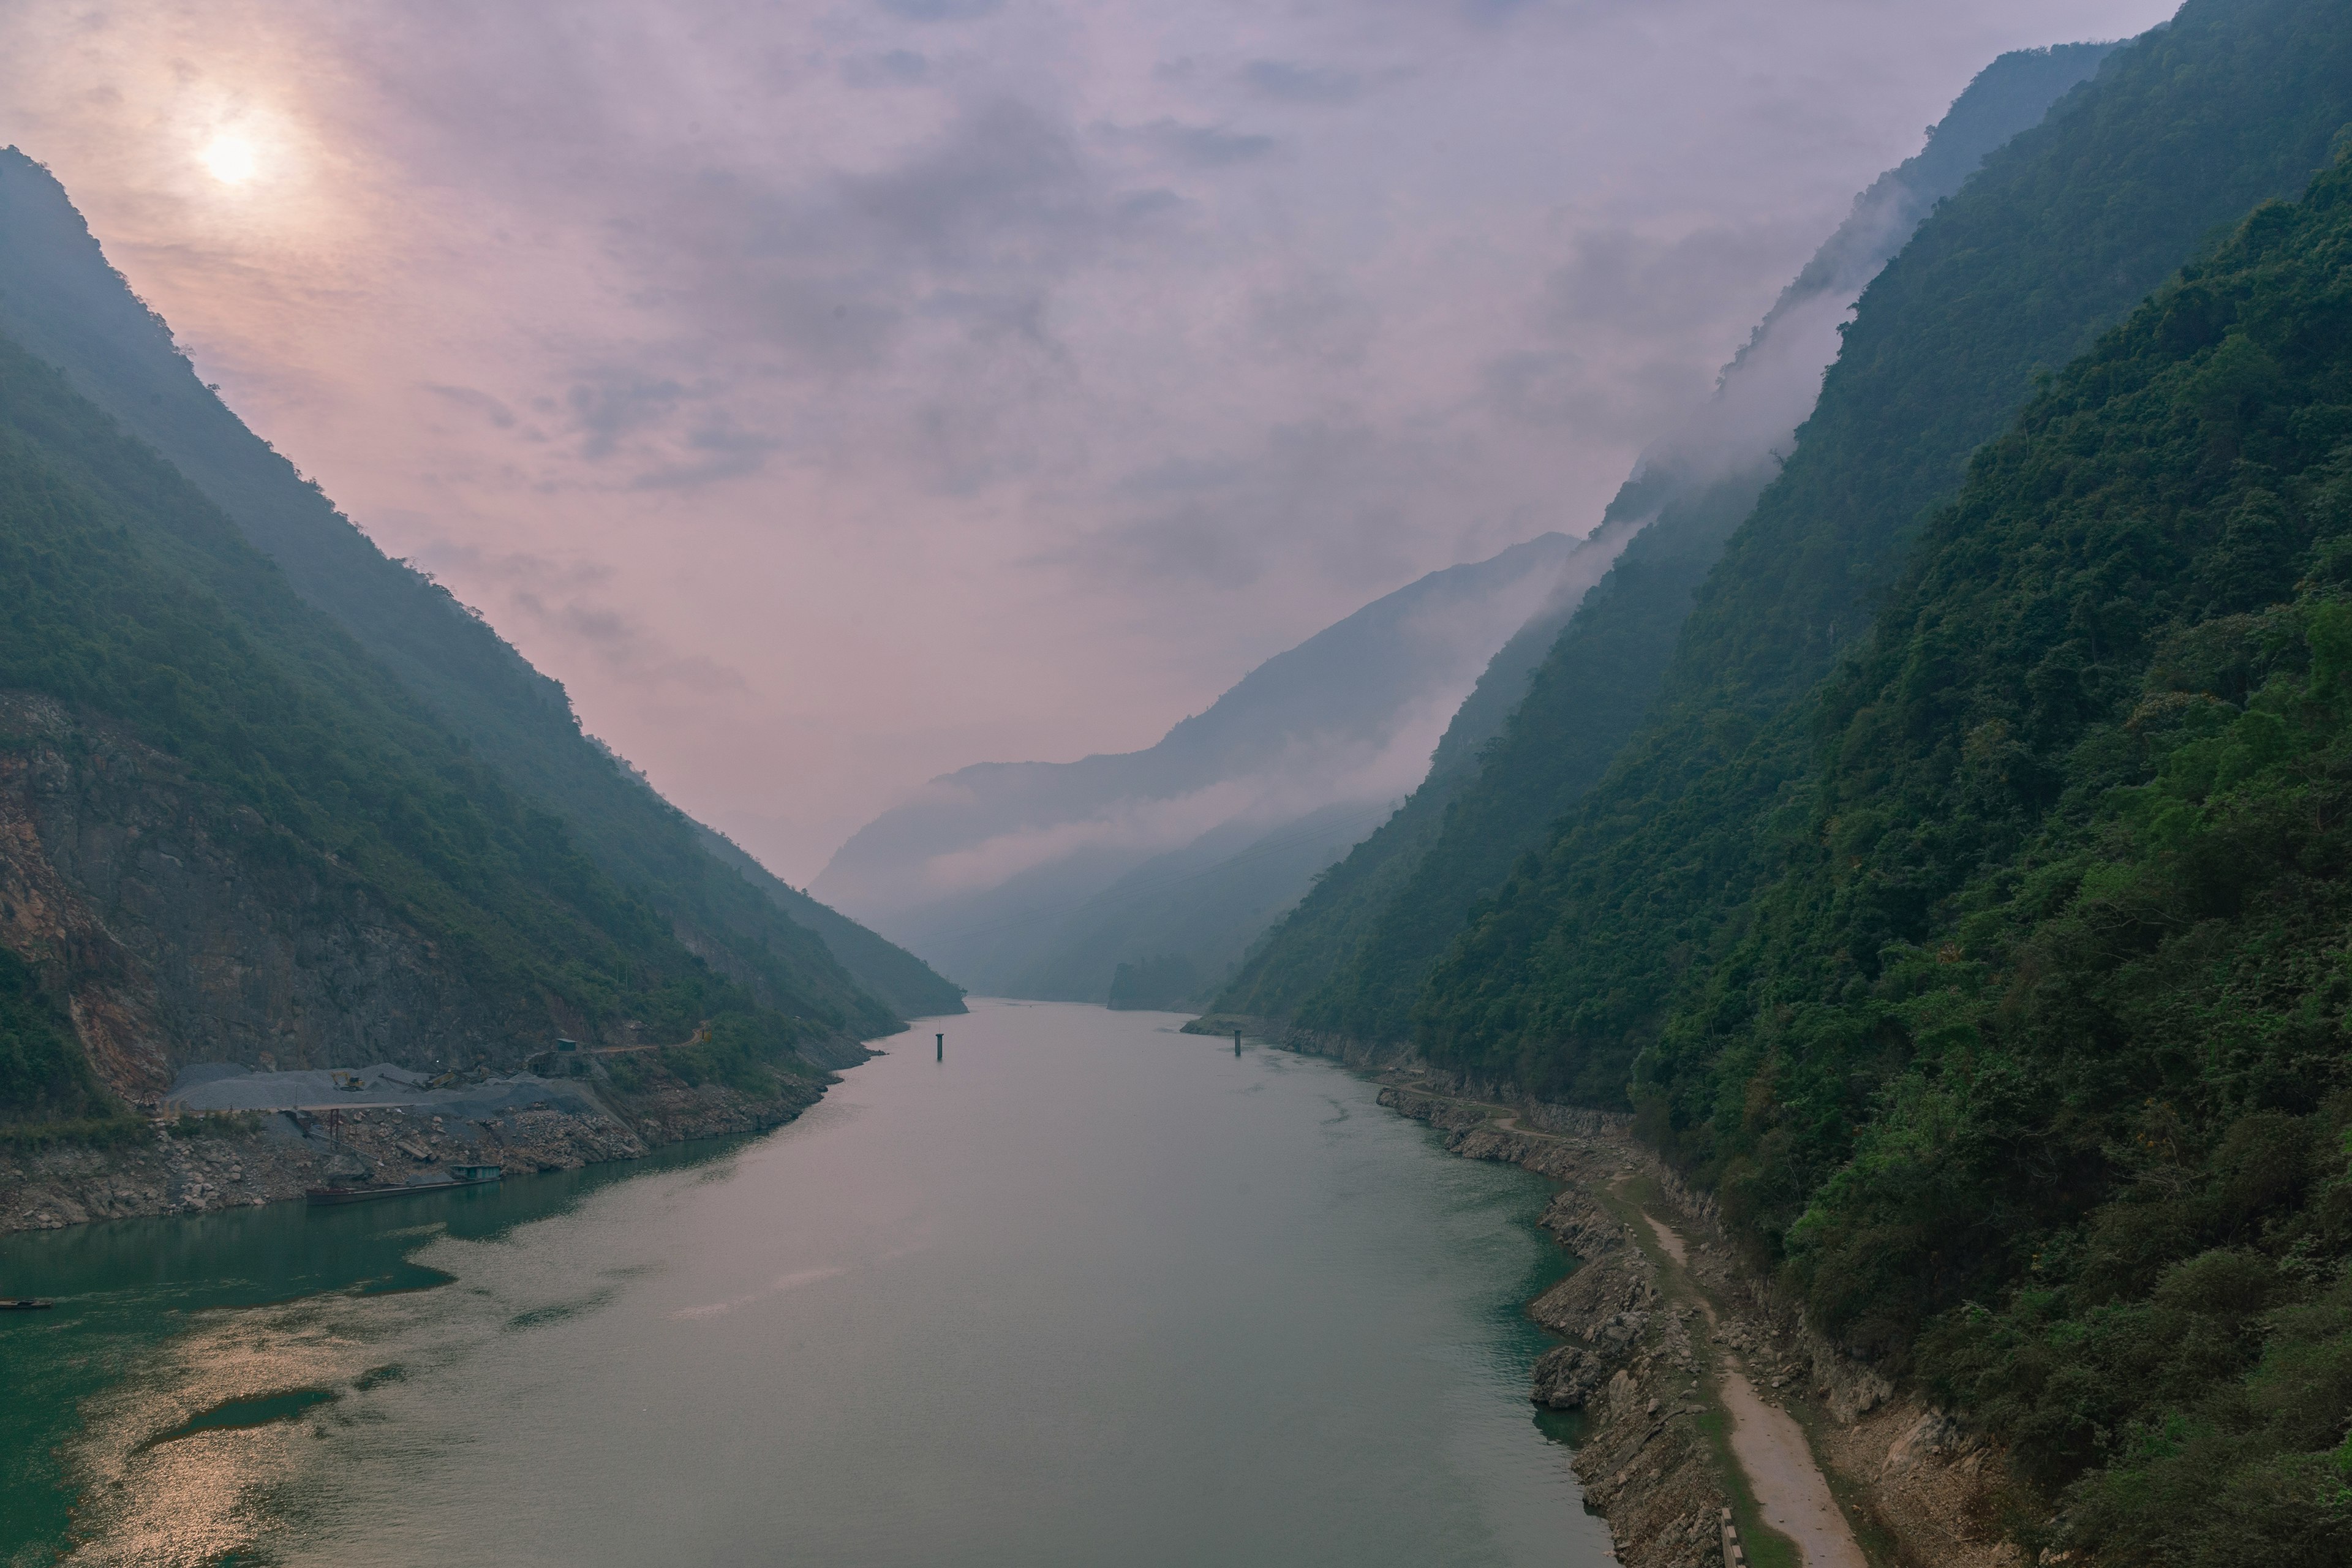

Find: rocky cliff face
<box><xmin>0</xmin><ymin>687</ymin><xmax>856</xmax><ymax>1237</ymax></box>
<box><xmin>0</xmin><ymin>693</ymin><xmax>530</xmax><ymax>1105</ymax></box>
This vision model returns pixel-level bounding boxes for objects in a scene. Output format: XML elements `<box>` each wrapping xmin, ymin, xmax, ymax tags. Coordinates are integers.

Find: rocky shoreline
<box><xmin>1326</xmin><ymin>1050</ymin><xmax>2021</xmax><ymax>1567</ymax></box>
<box><xmin>1</xmin><ymin>1058</ymin><xmax>834</xmax><ymax>1236</ymax></box>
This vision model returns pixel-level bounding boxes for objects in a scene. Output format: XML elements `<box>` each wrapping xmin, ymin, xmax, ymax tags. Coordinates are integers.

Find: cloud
<box><xmin>876</xmin><ymin>0</ymin><xmax>1003</xmax><ymax>21</ymax></box>
<box><xmin>1248</xmin><ymin>274</ymin><xmax>1379</xmax><ymax>368</ymax></box>
<box><xmin>423</xmin><ymin>382</ymin><xmax>517</xmax><ymax>429</ymax></box>
<box><xmin>1107</xmin><ymin>118</ymin><xmax>1278</xmax><ymax>169</ymax></box>
<box><xmin>629</xmin><ymin>414</ymin><xmax>778</xmax><ymax>490</ymax></box>
<box><xmin>566</xmin><ymin>371</ymin><xmax>684</xmax><ymax>459</ymax></box>
<box><xmin>510</xmin><ymin>590</ymin><xmax>751</xmax><ymax>695</ymax></box>
<box><xmin>618</xmin><ymin>97</ymin><xmax>1177</xmax><ymax>390</ymax></box>
<box><xmin>1542</xmin><ymin>222</ymin><xmax>1803</xmax><ymax>336</ymax></box>
<box><xmin>1479</xmin><ymin>346</ymin><xmax>1706</xmax><ymax>440</ymax></box>
<box><xmin>841</xmin><ymin>50</ymin><xmax>931</xmax><ymax>88</ymax></box>
<box><xmin>413</xmin><ymin>543</ymin><xmax>614</xmax><ymax>594</ymax></box>
<box><xmin>1063</xmin><ymin>419</ymin><xmax>1444</xmax><ymax>594</ymax></box>
<box><xmin>1240</xmin><ymin>60</ymin><xmax>1362</xmax><ymax>105</ymax></box>
<box><xmin>417</xmin><ymin>543</ymin><xmax>743</xmax><ymax>693</ymax></box>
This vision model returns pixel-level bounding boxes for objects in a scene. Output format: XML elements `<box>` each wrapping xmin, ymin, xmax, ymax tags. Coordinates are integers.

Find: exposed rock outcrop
<box><xmin>1372</xmin><ymin>1070</ymin><xmax>2026</xmax><ymax>1568</ymax></box>
<box><xmin>0</xmin><ymin>689</ymin><xmax>870</xmax><ymax>1238</ymax></box>
<box><xmin>1</xmin><ymin>694</ymin><xmax>538</xmax><ymax>1099</ymax></box>
<box><xmin>0</xmin><ymin>689</ymin><xmax>856</xmax><ymax>1235</ymax></box>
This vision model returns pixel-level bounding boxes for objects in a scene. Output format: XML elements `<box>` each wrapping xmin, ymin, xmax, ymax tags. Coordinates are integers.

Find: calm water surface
<box><xmin>2</xmin><ymin>1001</ymin><xmax>1611</xmax><ymax>1567</ymax></box>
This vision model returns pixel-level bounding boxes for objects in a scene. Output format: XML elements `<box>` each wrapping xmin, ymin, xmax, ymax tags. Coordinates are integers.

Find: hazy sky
<box><xmin>0</xmin><ymin>0</ymin><xmax>2175</xmax><ymax>881</ymax></box>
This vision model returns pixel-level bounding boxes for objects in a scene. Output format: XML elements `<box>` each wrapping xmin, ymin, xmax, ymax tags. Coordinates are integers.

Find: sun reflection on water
<box><xmin>58</xmin><ymin>1229</ymin><xmax>623</xmax><ymax>1567</ymax></box>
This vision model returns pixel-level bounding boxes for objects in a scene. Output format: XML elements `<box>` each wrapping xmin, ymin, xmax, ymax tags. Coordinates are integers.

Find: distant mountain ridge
<box><xmin>817</xmin><ymin>528</ymin><xmax>1613</xmax><ymax>997</ymax></box>
<box><xmin>0</xmin><ymin>149</ymin><xmax>962</xmax><ymax>1025</ymax></box>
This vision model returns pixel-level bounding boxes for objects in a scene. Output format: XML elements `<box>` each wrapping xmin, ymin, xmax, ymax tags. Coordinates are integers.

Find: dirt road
<box><xmin>1640</xmin><ymin>1212</ymin><xmax>1866</xmax><ymax>1568</ymax></box>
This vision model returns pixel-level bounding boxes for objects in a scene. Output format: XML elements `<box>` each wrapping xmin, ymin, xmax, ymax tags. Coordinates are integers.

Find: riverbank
<box><xmin>1</xmin><ymin>1055</ymin><xmax>835</xmax><ymax>1236</ymax></box>
<box><xmin>1273</xmin><ymin>1037</ymin><xmax>2023</xmax><ymax>1568</ymax></box>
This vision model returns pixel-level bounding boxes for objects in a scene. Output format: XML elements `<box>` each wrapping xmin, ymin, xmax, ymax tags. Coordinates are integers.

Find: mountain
<box><xmin>1691</xmin><ymin>141</ymin><xmax>2352</xmax><ymax>1564</ymax></box>
<box><xmin>1416</xmin><ymin>0</ymin><xmax>2352</xmax><ymax>1102</ymax></box>
<box><xmin>1349</xmin><ymin>0</ymin><xmax>2352</xmax><ymax>1544</ymax></box>
<box><xmin>0</xmin><ymin>149</ymin><xmax>962</xmax><ymax>1024</ymax></box>
<box><xmin>687</xmin><ymin>824</ymin><xmax>963</xmax><ymax>1018</ymax></box>
<box><xmin>1210</xmin><ymin>40</ymin><xmax>2119</xmax><ymax>1033</ymax></box>
<box><xmin>815</xmin><ymin>529</ymin><xmax>1610</xmax><ymax>998</ymax></box>
<box><xmin>0</xmin><ymin>330</ymin><xmax>827</xmax><ymax>1125</ymax></box>
<box><xmin>1010</xmin><ymin>799</ymin><xmax>1396</xmax><ymax>1006</ymax></box>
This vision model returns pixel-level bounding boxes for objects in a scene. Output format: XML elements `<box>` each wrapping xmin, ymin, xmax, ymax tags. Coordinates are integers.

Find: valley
<box><xmin>8</xmin><ymin>1</ymin><xmax>2352</xmax><ymax>1562</ymax></box>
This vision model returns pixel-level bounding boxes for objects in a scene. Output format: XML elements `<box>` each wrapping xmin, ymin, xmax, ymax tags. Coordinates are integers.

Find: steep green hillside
<box><xmin>1178</xmin><ymin>586</ymin><xmax>1586</xmax><ymax>1023</ymax></box>
<box><xmin>0</xmin><ymin>148</ymin><xmax>960</xmax><ymax>1025</ymax></box>
<box><xmin>1213</xmin><ymin>42</ymin><xmax>2115</xmax><ymax>1037</ymax></box>
<box><xmin>1291</xmin><ymin>472</ymin><xmax>1762</xmax><ymax>1042</ymax></box>
<box><xmin>1666</xmin><ymin>153</ymin><xmax>2352</xmax><ymax>1563</ymax></box>
<box><xmin>0</xmin><ymin>947</ymin><xmax>102</xmax><ymax>1127</ymax></box>
<box><xmin>0</xmin><ymin>334</ymin><xmax>827</xmax><ymax>1121</ymax></box>
<box><xmin>1419</xmin><ymin>0</ymin><xmax>2352</xmax><ymax>1104</ymax></box>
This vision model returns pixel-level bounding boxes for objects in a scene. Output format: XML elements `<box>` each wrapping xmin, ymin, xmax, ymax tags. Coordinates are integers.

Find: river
<box><xmin>1</xmin><ymin>1001</ymin><xmax>1613</xmax><ymax>1567</ymax></box>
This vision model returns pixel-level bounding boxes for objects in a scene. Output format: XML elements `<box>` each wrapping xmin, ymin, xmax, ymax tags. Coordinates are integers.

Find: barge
<box><xmin>306</xmin><ymin>1165</ymin><xmax>502</xmax><ymax>1206</ymax></box>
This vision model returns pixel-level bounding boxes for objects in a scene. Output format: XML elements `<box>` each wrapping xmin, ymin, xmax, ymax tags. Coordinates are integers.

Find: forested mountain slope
<box><xmin>1673</xmin><ymin>150</ymin><xmax>2352</xmax><ymax>1564</ymax></box>
<box><xmin>1208</xmin><ymin>545</ymin><xmax>1619</xmax><ymax>1021</ymax></box>
<box><xmin>688</xmin><ymin>824</ymin><xmax>962</xmax><ymax>1017</ymax></box>
<box><xmin>0</xmin><ymin>148</ymin><xmax>961</xmax><ymax>1024</ymax></box>
<box><xmin>1418</xmin><ymin>0</ymin><xmax>2352</xmax><ymax>1104</ymax></box>
<box><xmin>0</xmin><ymin>336</ymin><xmax>834</xmax><ymax>1125</ymax></box>
<box><xmin>1005</xmin><ymin>798</ymin><xmax>1393</xmax><ymax>1007</ymax></box>
<box><xmin>1212</xmin><ymin>41</ymin><xmax>2116</xmax><ymax>1032</ymax></box>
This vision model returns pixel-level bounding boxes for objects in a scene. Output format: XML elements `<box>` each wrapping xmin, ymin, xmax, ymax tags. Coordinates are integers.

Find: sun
<box><xmin>198</xmin><ymin>132</ymin><xmax>260</xmax><ymax>185</ymax></box>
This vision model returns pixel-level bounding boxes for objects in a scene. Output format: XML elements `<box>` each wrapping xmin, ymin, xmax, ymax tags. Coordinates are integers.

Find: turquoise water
<box><xmin>1</xmin><ymin>1001</ymin><xmax>1609</xmax><ymax>1567</ymax></box>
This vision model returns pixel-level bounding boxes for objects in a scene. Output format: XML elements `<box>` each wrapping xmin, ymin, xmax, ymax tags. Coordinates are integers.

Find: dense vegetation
<box><xmin>0</xmin><ymin>948</ymin><xmax>111</xmax><ymax>1125</ymax></box>
<box><xmin>0</xmin><ymin>145</ymin><xmax>962</xmax><ymax>1023</ymax></box>
<box><xmin>1228</xmin><ymin>2</ymin><xmax>2352</xmax><ymax>1552</ymax></box>
<box><xmin>1417</xmin><ymin>0</ymin><xmax>2352</xmax><ymax>1105</ymax></box>
<box><xmin>0</xmin><ymin>336</ymin><xmax>824</xmax><ymax>1120</ymax></box>
<box><xmin>1671</xmin><ymin>151</ymin><xmax>2352</xmax><ymax>1564</ymax></box>
<box><xmin>1213</xmin><ymin>44</ymin><xmax>2114</xmax><ymax>1041</ymax></box>
<box><xmin>1288</xmin><ymin>471</ymin><xmax>1765</xmax><ymax>1044</ymax></box>
<box><xmin>1369</xmin><ymin>1</ymin><xmax>2352</xmax><ymax>1549</ymax></box>
<box><xmin>1107</xmin><ymin>952</ymin><xmax>1204</xmax><ymax>1011</ymax></box>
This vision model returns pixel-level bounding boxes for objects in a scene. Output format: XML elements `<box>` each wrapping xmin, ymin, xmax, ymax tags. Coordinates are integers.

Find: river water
<box><xmin>1</xmin><ymin>1001</ymin><xmax>1612</xmax><ymax>1567</ymax></box>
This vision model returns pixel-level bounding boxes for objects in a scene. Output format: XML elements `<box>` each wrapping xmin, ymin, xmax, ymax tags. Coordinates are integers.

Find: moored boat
<box><xmin>305</xmin><ymin>1165</ymin><xmax>502</xmax><ymax>1205</ymax></box>
<box><xmin>306</xmin><ymin>1180</ymin><xmax>456</xmax><ymax>1205</ymax></box>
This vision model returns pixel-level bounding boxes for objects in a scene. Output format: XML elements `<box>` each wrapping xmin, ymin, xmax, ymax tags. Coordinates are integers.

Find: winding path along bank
<box><xmin>1349</xmin><ymin>1071</ymin><xmax>2026</xmax><ymax>1568</ymax></box>
<box><xmin>1637</xmin><ymin>1210</ymin><xmax>1866</xmax><ymax>1568</ymax></box>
